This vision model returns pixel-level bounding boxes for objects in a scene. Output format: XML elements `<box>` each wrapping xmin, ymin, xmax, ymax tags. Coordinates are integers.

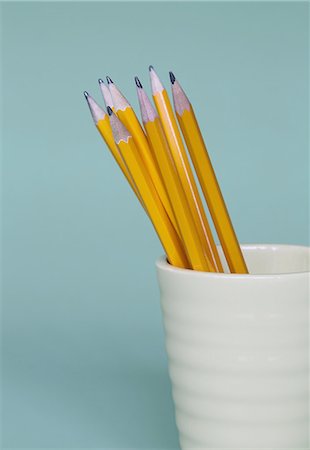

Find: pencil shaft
<box><xmin>84</xmin><ymin>92</ymin><xmax>143</xmax><ymax>204</ymax></box>
<box><xmin>109</xmin><ymin>83</ymin><xmax>181</xmax><ymax>236</ymax></box>
<box><xmin>96</xmin><ymin>117</ymin><xmax>143</xmax><ymax>203</ymax></box>
<box><xmin>116</xmin><ymin>107</ymin><xmax>181</xmax><ymax>237</ymax></box>
<box><xmin>177</xmin><ymin>106</ymin><xmax>248</xmax><ymax>273</ymax></box>
<box><xmin>145</xmin><ymin>117</ymin><xmax>211</xmax><ymax>271</ymax></box>
<box><xmin>117</xmin><ymin>136</ymin><xmax>190</xmax><ymax>269</ymax></box>
<box><xmin>152</xmin><ymin>87</ymin><xmax>223</xmax><ymax>272</ymax></box>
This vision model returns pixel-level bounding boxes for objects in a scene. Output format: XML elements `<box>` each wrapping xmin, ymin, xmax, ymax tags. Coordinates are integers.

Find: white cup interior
<box><xmin>217</xmin><ymin>244</ymin><xmax>310</xmax><ymax>275</ymax></box>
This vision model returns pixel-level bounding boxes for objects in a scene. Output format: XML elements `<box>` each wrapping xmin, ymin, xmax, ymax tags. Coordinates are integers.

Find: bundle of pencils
<box><xmin>84</xmin><ymin>67</ymin><xmax>248</xmax><ymax>274</ymax></box>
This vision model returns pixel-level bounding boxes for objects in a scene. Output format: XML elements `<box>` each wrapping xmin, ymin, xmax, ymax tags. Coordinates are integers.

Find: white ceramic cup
<box><xmin>156</xmin><ymin>245</ymin><xmax>309</xmax><ymax>449</ymax></box>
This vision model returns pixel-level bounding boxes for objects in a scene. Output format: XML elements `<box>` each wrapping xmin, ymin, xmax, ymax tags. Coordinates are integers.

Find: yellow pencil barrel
<box><xmin>116</xmin><ymin>107</ymin><xmax>181</xmax><ymax>236</ymax></box>
<box><xmin>117</xmin><ymin>136</ymin><xmax>190</xmax><ymax>269</ymax></box>
<box><xmin>153</xmin><ymin>89</ymin><xmax>223</xmax><ymax>272</ymax></box>
<box><xmin>145</xmin><ymin>118</ymin><xmax>212</xmax><ymax>271</ymax></box>
<box><xmin>96</xmin><ymin>116</ymin><xmax>142</xmax><ymax>202</ymax></box>
<box><xmin>177</xmin><ymin>107</ymin><xmax>248</xmax><ymax>273</ymax></box>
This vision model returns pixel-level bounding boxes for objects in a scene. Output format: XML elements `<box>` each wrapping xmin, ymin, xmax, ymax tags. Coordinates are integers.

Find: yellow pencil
<box><xmin>170</xmin><ymin>72</ymin><xmax>248</xmax><ymax>274</ymax></box>
<box><xmin>149</xmin><ymin>66</ymin><xmax>223</xmax><ymax>272</ymax></box>
<box><xmin>108</xmin><ymin>107</ymin><xmax>190</xmax><ymax>269</ymax></box>
<box><xmin>107</xmin><ymin>77</ymin><xmax>181</xmax><ymax>236</ymax></box>
<box><xmin>136</xmin><ymin>77</ymin><xmax>211</xmax><ymax>271</ymax></box>
<box><xmin>84</xmin><ymin>91</ymin><xmax>142</xmax><ymax>202</ymax></box>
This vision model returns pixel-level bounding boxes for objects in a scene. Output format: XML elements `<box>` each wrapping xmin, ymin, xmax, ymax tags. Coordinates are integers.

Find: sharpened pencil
<box><xmin>170</xmin><ymin>73</ymin><xmax>248</xmax><ymax>273</ymax></box>
<box><xmin>149</xmin><ymin>66</ymin><xmax>223</xmax><ymax>272</ymax></box>
<box><xmin>107</xmin><ymin>78</ymin><xmax>181</xmax><ymax>236</ymax></box>
<box><xmin>84</xmin><ymin>66</ymin><xmax>249</xmax><ymax>274</ymax></box>
<box><xmin>108</xmin><ymin>108</ymin><xmax>190</xmax><ymax>269</ymax></box>
<box><xmin>84</xmin><ymin>92</ymin><xmax>142</xmax><ymax>203</ymax></box>
<box><xmin>136</xmin><ymin>78</ymin><xmax>212</xmax><ymax>271</ymax></box>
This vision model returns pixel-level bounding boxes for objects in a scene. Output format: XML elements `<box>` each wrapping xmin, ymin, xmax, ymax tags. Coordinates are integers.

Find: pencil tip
<box><xmin>169</xmin><ymin>71</ymin><xmax>176</xmax><ymax>84</ymax></box>
<box><xmin>106</xmin><ymin>76</ymin><xmax>113</xmax><ymax>84</ymax></box>
<box><xmin>107</xmin><ymin>106</ymin><xmax>113</xmax><ymax>116</ymax></box>
<box><xmin>149</xmin><ymin>65</ymin><xmax>154</xmax><ymax>72</ymax></box>
<box><xmin>98</xmin><ymin>78</ymin><xmax>104</xmax><ymax>84</ymax></box>
<box><xmin>84</xmin><ymin>91</ymin><xmax>89</xmax><ymax>99</ymax></box>
<box><xmin>135</xmin><ymin>76</ymin><xmax>143</xmax><ymax>88</ymax></box>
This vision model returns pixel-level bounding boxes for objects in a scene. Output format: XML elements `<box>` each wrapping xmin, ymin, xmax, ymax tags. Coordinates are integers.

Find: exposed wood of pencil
<box><xmin>108</xmin><ymin>109</ymin><xmax>190</xmax><ymax>269</ymax></box>
<box><xmin>98</xmin><ymin>79</ymin><xmax>114</xmax><ymax>110</ymax></box>
<box><xmin>136</xmin><ymin>81</ymin><xmax>211</xmax><ymax>271</ymax></box>
<box><xmin>107</xmin><ymin>79</ymin><xmax>181</xmax><ymax>237</ymax></box>
<box><xmin>149</xmin><ymin>67</ymin><xmax>223</xmax><ymax>273</ymax></box>
<box><xmin>84</xmin><ymin>92</ymin><xmax>142</xmax><ymax>203</ymax></box>
<box><xmin>171</xmin><ymin>75</ymin><xmax>248</xmax><ymax>274</ymax></box>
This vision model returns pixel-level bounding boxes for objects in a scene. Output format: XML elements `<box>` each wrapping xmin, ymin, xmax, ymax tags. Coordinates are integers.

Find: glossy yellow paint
<box><xmin>117</xmin><ymin>136</ymin><xmax>190</xmax><ymax>269</ymax></box>
<box><xmin>177</xmin><ymin>107</ymin><xmax>248</xmax><ymax>274</ymax></box>
<box><xmin>116</xmin><ymin>107</ymin><xmax>180</xmax><ymax>236</ymax></box>
<box><xmin>96</xmin><ymin>116</ymin><xmax>141</xmax><ymax>201</ymax></box>
<box><xmin>145</xmin><ymin>118</ymin><xmax>212</xmax><ymax>271</ymax></box>
<box><xmin>153</xmin><ymin>90</ymin><xmax>223</xmax><ymax>273</ymax></box>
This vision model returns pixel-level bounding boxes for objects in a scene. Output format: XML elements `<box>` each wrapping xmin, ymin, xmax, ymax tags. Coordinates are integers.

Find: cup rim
<box><xmin>156</xmin><ymin>244</ymin><xmax>310</xmax><ymax>279</ymax></box>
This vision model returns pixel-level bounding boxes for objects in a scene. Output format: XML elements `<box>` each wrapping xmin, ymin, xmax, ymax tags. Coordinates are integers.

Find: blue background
<box><xmin>1</xmin><ymin>1</ymin><xmax>309</xmax><ymax>448</ymax></box>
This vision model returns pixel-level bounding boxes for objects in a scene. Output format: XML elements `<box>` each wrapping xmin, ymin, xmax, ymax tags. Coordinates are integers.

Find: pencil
<box><xmin>108</xmin><ymin>107</ymin><xmax>190</xmax><ymax>269</ymax></box>
<box><xmin>149</xmin><ymin>66</ymin><xmax>223</xmax><ymax>272</ymax></box>
<box><xmin>107</xmin><ymin>77</ymin><xmax>181</xmax><ymax>236</ymax></box>
<box><xmin>170</xmin><ymin>72</ymin><xmax>248</xmax><ymax>274</ymax></box>
<box><xmin>136</xmin><ymin>77</ymin><xmax>212</xmax><ymax>271</ymax></box>
<box><xmin>84</xmin><ymin>91</ymin><xmax>142</xmax><ymax>202</ymax></box>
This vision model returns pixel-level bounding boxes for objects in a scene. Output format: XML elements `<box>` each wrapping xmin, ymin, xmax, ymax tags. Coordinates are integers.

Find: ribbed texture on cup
<box><xmin>157</xmin><ymin>248</ymin><xmax>309</xmax><ymax>449</ymax></box>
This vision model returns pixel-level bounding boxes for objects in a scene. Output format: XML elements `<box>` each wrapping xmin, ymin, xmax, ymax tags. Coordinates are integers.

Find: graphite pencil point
<box><xmin>84</xmin><ymin>91</ymin><xmax>89</xmax><ymax>99</ymax></box>
<box><xmin>149</xmin><ymin>65</ymin><xmax>154</xmax><ymax>72</ymax></box>
<box><xmin>107</xmin><ymin>106</ymin><xmax>113</xmax><ymax>116</ymax></box>
<box><xmin>169</xmin><ymin>71</ymin><xmax>176</xmax><ymax>84</ymax></box>
<box><xmin>98</xmin><ymin>78</ymin><xmax>104</xmax><ymax>84</ymax></box>
<box><xmin>106</xmin><ymin>76</ymin><xmax>113</xmax><ymax>84</ymax></box>
<box><xmin>135</xmin><ymin>76</ymin><xmax>143</xmax><ymax>88</ymax></box>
